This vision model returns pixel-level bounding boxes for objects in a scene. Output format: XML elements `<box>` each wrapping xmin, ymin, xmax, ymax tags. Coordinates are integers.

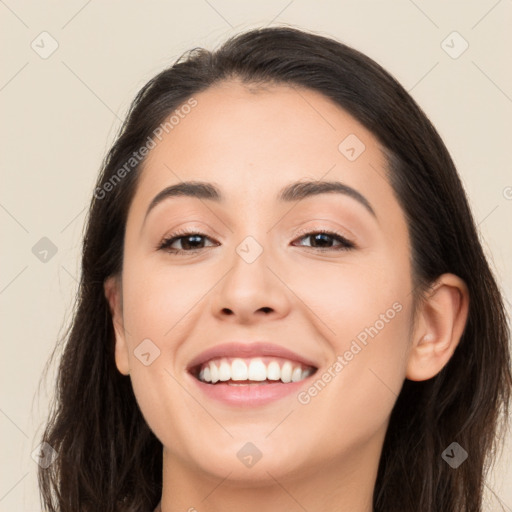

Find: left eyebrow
<box><xmin>277</xmin><ymin>179</ymin><xmax>377</xmax><ymax>219</ymax></box>
<box><xmin>142</xmin><ymin>178</ymin><xmax>377</xmax><ymax>228</ymax></box>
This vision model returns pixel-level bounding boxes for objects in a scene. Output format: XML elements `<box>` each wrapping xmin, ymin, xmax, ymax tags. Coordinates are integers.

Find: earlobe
<box><xmin>104</xmin><ymin>275</ymin><xmax>130</xmax><ymax>376</ymax></box>
<box><xmin>406</xmin><ymin>274</ymin><xmax>469</xmax><ymax>381</ymax></box>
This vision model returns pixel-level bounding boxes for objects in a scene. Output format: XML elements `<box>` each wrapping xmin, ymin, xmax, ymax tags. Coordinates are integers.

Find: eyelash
<box><xmin>157</xmin><ymin>228</ymin><xmax>356</xmax><ymax>255</ymax></box>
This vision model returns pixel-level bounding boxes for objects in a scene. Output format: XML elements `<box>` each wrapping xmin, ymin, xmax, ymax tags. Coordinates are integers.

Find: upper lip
<box><xmin>186</xmin><ymin>341</ymin><xmax>319</xmax><ymax>372</ymax></box>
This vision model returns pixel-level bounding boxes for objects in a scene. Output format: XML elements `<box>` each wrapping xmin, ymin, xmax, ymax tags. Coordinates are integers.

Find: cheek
<box><xmin>289</xmin><ymin>250</ymin><xmax>410</xmax><ymax>344</ymax></box>
<box><xmin>122</xmin><ymin>257</ymin><xmax>207</xmax><ymax>338</ymax></box>
<box><xmin>292</xmin><ymin>299</ymin><xmax>413</xmax><ymax>466</ymax></box>
<box><xmin>289</xmin><ymin>253</ymin><xmax>412</xmax><ymax>432</ymax></box>
<box><xmin>118</xmin><ymin>260</ymin><xmax>203</xmax><ymax>446</ymax></box>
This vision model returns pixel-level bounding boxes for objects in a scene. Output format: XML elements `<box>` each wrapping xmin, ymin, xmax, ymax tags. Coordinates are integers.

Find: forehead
<box><xmin>142</xmin><ymin>80</ymin><xmax>378</xmax><ymax>174</ymax></box>
<box><xmin>129</xmin><ymin>81</ymin><xmax>400</xmax><ymax>225</ymax></box>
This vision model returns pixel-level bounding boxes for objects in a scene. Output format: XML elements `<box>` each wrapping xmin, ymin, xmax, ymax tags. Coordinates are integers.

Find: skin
<box><xmin>104</xmin><ymin>81</ymin><xmax>469</xmax><ymax>512</ymax></box>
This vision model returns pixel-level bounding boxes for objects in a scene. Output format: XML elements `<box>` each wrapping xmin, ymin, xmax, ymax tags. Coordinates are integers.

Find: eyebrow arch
<box><xmin>143</xmin><ymin>179</ymin><xmax>377</xmax><ymax>226</ymax></box>
<box><xmin>277</xmin><ymin>180</ymin><xmax>376</xmax><ymax>218</ymax></box>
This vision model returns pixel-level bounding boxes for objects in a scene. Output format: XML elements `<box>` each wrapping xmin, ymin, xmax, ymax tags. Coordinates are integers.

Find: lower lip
<box><xmin>190</xmin><ymin>375</ymin><xmax>311</xmax><ymax>407</ymax></box>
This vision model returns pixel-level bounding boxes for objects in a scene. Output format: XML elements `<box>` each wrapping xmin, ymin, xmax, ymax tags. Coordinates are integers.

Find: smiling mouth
<box><xmin>190</xmin><ymin>356</ymin><xmax>317</xmax><ymax>385</ymax></box>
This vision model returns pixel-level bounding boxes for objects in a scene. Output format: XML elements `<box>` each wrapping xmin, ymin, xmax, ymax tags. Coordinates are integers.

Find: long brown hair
<box><xmin>37</xmin><ymin>26</ymin><xmax>511</xmax><ymax>511</ymax></box>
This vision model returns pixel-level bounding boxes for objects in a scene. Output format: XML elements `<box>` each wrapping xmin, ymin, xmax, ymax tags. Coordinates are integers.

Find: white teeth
<box><xmin>198</xmin><ymin>357</ymin><xmax>314</xmax><ymax>385</ymax></box>
<box><xmin>291</xmin><ymin>367</ymin><xmax>303</xmax><ymax>382</ymax></box>
<box><xmin>197</xmin><ymin>357</ymin><xmax>315</xmax><ymax>384</ymax></box>
<box><xmin>281</xmin><ymin>361</ymin><xmax>292</xmax><ymax>383</ymax></box>
<box><xmin>218</xmin><ymin>359</ymin><xmax>231</xmax><ymax>381</ymax></box>
<box><xmin>209</xmin><ymin>361</ymin><xmax>219</xmax><ymax>383</ymax></box>
<box><xmin>248</xmin><ymin>358</ymin><xmax>267</xmax><ymax>381</ymax></box>
<box><xmin>267</xmin><ymin>361</ymin><xmax>281</xmax><ymax>380</ymax></box>
<box><xmin>231</xmin><ymin>358</ymin><xmax>248</xmax><ymax>381</ymax></box>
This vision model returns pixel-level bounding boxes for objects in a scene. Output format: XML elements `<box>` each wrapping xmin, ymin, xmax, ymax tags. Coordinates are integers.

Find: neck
<box><xmin>158</xmin><ymin>438</ymin><xmax>382</xmax><ymax>512</ymax></box>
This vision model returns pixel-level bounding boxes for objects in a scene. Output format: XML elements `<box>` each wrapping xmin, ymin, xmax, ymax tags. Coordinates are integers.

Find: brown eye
<box><xmin>158</xmin><ymin>231</ymin><xmax>217</xmax><ymax>254</ymax></box>
<box><xmin>292</xmin><ymin>230</ymin><xmax>355</xmax><ymax>251</ymax></box>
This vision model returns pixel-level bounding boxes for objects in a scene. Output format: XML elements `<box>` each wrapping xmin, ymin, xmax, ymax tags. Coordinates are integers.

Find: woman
<box><xmin>38</xmin><ymin>26</ymin><xmax>511</xmax><ymax>511</ymax></box>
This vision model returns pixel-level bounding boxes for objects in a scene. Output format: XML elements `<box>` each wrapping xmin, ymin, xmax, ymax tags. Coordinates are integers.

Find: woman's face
<box><xmin>108</xmin><ymin>81</ymin><xmax>416</xmax><ymax>483</ymax></box>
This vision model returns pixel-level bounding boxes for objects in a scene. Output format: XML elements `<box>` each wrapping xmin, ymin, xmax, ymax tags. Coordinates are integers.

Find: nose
<box><xmin>210</xmin><ymin>242</ymin><xmax>291</xmax><ymax>325</ymax></box>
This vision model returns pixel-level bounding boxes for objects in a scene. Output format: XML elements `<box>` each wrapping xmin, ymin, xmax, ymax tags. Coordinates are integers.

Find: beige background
<box><xmin>1</xmin><ymin>1</ymin><xmax>511</xmax><ymax>510</ymax></box>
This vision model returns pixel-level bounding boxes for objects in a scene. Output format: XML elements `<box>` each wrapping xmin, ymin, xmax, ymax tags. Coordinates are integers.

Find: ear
<box><xmin>104</xmin><ymin>275</ymin><xmax>130</xmax><ymax>376</ymax></box>
<box><xmin>406</xmin><ymin>273</ymin><xmax>469</xmax><ymax>381</ymax></box>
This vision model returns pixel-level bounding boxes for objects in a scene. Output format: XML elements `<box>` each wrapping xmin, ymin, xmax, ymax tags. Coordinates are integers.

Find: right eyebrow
<box><xmin>142</xmin><ymin>181</ymin><xmax>223</xmax><ymax>228</ymax></box>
